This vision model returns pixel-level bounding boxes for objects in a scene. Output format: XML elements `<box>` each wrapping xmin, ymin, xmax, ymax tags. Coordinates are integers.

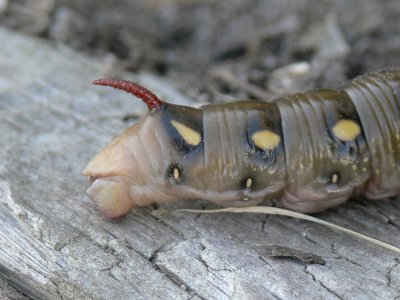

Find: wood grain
<box><xmin>0</xmin><ymin>27</ymin><xmax>399</xmax><ymax>300</ymax></box>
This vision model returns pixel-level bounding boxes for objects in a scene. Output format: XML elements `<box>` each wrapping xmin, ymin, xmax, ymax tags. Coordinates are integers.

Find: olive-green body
<box><xmin>84</xmin><ymin>70</ymin><xmax>400</xmax><ymax>218</ymax></box>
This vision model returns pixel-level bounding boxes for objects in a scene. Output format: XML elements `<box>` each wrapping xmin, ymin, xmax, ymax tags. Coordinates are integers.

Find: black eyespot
<box><xmin>241</xmin><ymin>176</ymin><xmax>253</xmax><ymax>190</ymax></box>
<box><xmin>326</xmin><ymin>172</ymin><xmax>340</xmax><ymax>189</ymax></box>
<box><xmin>336</xmin><ymin>141</ymin><xmax>359</xmax><ymax>162</ymax></box>
<box><xmin>166</xmin><ymin>162</ymin><xmax>183</xmax><ymax>184</ymax></box>
<box><xmin>253</xmin><ymin>146</ymin><xmax>276</xmax><ymax>164</ymax></box>
<box><xmin>245</xmin><ymin>130</ymin><xmax>278</xmax><ymax>163</ymax></box>
<box><xmin>261</xmin><ymin>149</ymin><xmax>274</xmax><ymax>161</ymax></box>
<box><xmin>173</xmin><ymin>137</ymin><xmax>197</xmax><ymax>154</ymax></box>
<box><xmin>347</xmin><ymin>143</ymin><xmax>357</xmax><ymax>156</ymax></box>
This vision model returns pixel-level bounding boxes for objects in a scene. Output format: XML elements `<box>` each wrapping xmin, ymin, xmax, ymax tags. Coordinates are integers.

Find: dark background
<box><xmin>2</xmin><ymin>0</ymin><xmax>399</xmax><ymax>102</ymax></box>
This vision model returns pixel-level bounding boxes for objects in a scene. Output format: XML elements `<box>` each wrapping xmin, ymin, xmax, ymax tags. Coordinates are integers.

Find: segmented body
<box><xmin>84</xmin><ymin>70</ymin><xmax>400</xmax><ymax>218</ymax></box>
<box><xmin>277</xmin><ymin>70</ymin><xmax>400</xmax><ymax>211</ymax></box>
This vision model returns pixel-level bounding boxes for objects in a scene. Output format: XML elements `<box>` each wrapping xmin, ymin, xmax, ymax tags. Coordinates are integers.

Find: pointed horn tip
<box><xmin>91</xmin><ymin>78</ymin><xmax>164</xmax><ymax>111</ymax></box>
<box><xmin>92</xmin><ymin>78</ymin><xmax>114</xmax><ymax>86</ymax></box>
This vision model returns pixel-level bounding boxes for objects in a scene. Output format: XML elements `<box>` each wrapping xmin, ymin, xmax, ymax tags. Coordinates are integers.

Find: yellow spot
<box><xmin>331</xmin><ymin>173</ymin><xmax>339</xmax><ymax>184</ymax></box>
<box><xmin>245</xmin><ymin>177</ymin><xmax>253</xmax><ymax>189</ymax></box>
<box><xmin>170</xmin><ymin>120</ymin><xmax>201</xmax><ymax>146</ymax></box>
<box><xmin>332</xmin><ymin>119</ymin><xmax>361</xmax><ymax>141</ymax></box>
<box><xmin>251</xmin><ymin>130</ymin><xmax>281</xmax><ymax>150</ymax></box>
<box><xmin>173</xmin><ymin>168</ymin><xmax>180</xmax><ymax>180</ymax></box>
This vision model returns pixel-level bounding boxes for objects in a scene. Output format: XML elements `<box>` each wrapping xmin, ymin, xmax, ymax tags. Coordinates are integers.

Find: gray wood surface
<box><xmin>0</xmin><ymin>26</ymin><xmax>399</xmax><ymax>300</ymax></box>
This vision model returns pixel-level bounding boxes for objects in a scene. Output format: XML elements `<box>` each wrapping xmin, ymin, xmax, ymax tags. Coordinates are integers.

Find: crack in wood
<box><xmin>385</xmin><ymin>259</ymin><xmax>400</xmax><ymax>288</ymax></box>
<box><xmin>330</xmin><ymin>242</ymin><xmax>362</xmax><ymax>267</ymax></box>
<box><xmin>303</xmin><ymin>265</ymin><xmax>344</xmax><ymax>300</ymax></box>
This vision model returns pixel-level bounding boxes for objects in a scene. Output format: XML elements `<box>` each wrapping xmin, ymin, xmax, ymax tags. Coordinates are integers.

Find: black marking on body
<box><xmin>245</xmin><ymin>103</ymin><xmax>284</xmax><ymax>165</ymax></box>
<box><xmin>241</xmin><ymin>176</ymin><xmax>254</xmax><ymax>190</ymax></box>
<box><xmin>326</xmin><ymin>172</ymin><xmax>340</xmax><ymax>190</ymax></box>
<box><xmin>324</xmin><ymin>92</ymin><xmax>366</xmax><ymax>162</ymax></box>
<box><xmin>161</xmin><ymin>103</ymin><xmax>204</xmax><ymax>155</ymax></box>
<box><xmin>172</xmin><ymin>136</ymin><xmax>199</xmax><ymax>153</ymax></box>
<box><xmin>166</xmin><ymin>162</ymin><xmax>183</xmax><ymax>184</ymax></box>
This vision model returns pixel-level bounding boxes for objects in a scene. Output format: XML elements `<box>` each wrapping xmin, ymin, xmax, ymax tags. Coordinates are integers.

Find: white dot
<box><xmin>245</xmin><ymin>177</ymin><xmax>253</xmax><ymax>189</ymax></box>
<box><xmin>173</xmin><ymin>168</ymin><xmax>180</xmax><ymax>180</ymax></box>
<box><xmin>331</xmin><ymin>173</ymin><xmax>339</xmax><ymax>184</ymax></box>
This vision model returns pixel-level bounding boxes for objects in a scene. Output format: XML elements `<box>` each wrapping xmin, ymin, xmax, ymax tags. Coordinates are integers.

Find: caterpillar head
<box><xmin>83</xmin><ymin>79</ymin><xmax>207</xmax><ymax>218</ymax></box>
<box><xmin>84</xmin><ymin>79</ymin><xmax>286</xmax><ymax>218</ymax></box>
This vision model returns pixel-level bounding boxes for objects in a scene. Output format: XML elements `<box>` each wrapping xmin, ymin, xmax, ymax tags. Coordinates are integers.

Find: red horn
<box><xmin>93</xmin><ymin>79</ymin><xmax>163</xmax><ymax>111</ymax></box>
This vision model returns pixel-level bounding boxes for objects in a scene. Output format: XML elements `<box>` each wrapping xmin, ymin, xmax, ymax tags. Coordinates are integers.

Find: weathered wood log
<box><xmin>0</xmin><ymin>26</ymin><xmax>399</xmax><ymax>299</ymax></box>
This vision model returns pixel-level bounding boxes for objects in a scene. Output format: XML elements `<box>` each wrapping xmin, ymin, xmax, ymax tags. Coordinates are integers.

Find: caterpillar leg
<box><xmin>365</xmin><ymin>182</ymin><xmax>400</xmax><ymax>200</ymax></box>
<box><xmin>277</xmin><ymin>90</ymin><xmax>370</xmax><ymax>213</ymax></box>
<box><xmin>282</xmin><ymin>189</ymin><xmax>350</xmax><ymax>213</ymax></box>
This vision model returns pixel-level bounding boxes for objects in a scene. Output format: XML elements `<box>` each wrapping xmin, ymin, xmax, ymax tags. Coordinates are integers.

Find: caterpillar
<box><xmin>83</xmin><ymin>69</ymin><xmax>400</xmax><ymax>219</ymax></box>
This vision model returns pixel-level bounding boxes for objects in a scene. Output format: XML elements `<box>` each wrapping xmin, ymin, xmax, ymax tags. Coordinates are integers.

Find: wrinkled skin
<box><xmin>84</xmin><ymin>70</ymin><xmax>400</xmax><ymax>218</ymax></box>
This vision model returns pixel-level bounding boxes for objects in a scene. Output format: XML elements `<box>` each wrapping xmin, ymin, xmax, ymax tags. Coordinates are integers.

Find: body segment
<box><xmin>83</xmin><ymin>69</ymin><xmax>400</xmax><ymax>218</ymax></box>
<box><xmin>277</xmin><ymin>90</ymin><xmax>370</xmax><ymax>212</ymax></box>
<box><xmin>343</xmin><ymin>71</ymin><xmax>400</xmax><ymax>199</ymax></box>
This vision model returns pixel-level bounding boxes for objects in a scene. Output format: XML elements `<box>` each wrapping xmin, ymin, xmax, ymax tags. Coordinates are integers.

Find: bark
<box><xmin>0</xmin><ymin>27</ymin><xmax>399</xmax><ymax>300</ymax></box>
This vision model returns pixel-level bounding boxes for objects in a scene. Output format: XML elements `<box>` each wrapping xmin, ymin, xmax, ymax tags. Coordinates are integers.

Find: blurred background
<box><xmin>1</xmin><ymin>0</ymin><xmax>399</xmax><ymax>102</ymax></box>
<box><xmin>1</xmin><ymin>3</ymin><xmax>400</xmax><ymax>298</ymax></box>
